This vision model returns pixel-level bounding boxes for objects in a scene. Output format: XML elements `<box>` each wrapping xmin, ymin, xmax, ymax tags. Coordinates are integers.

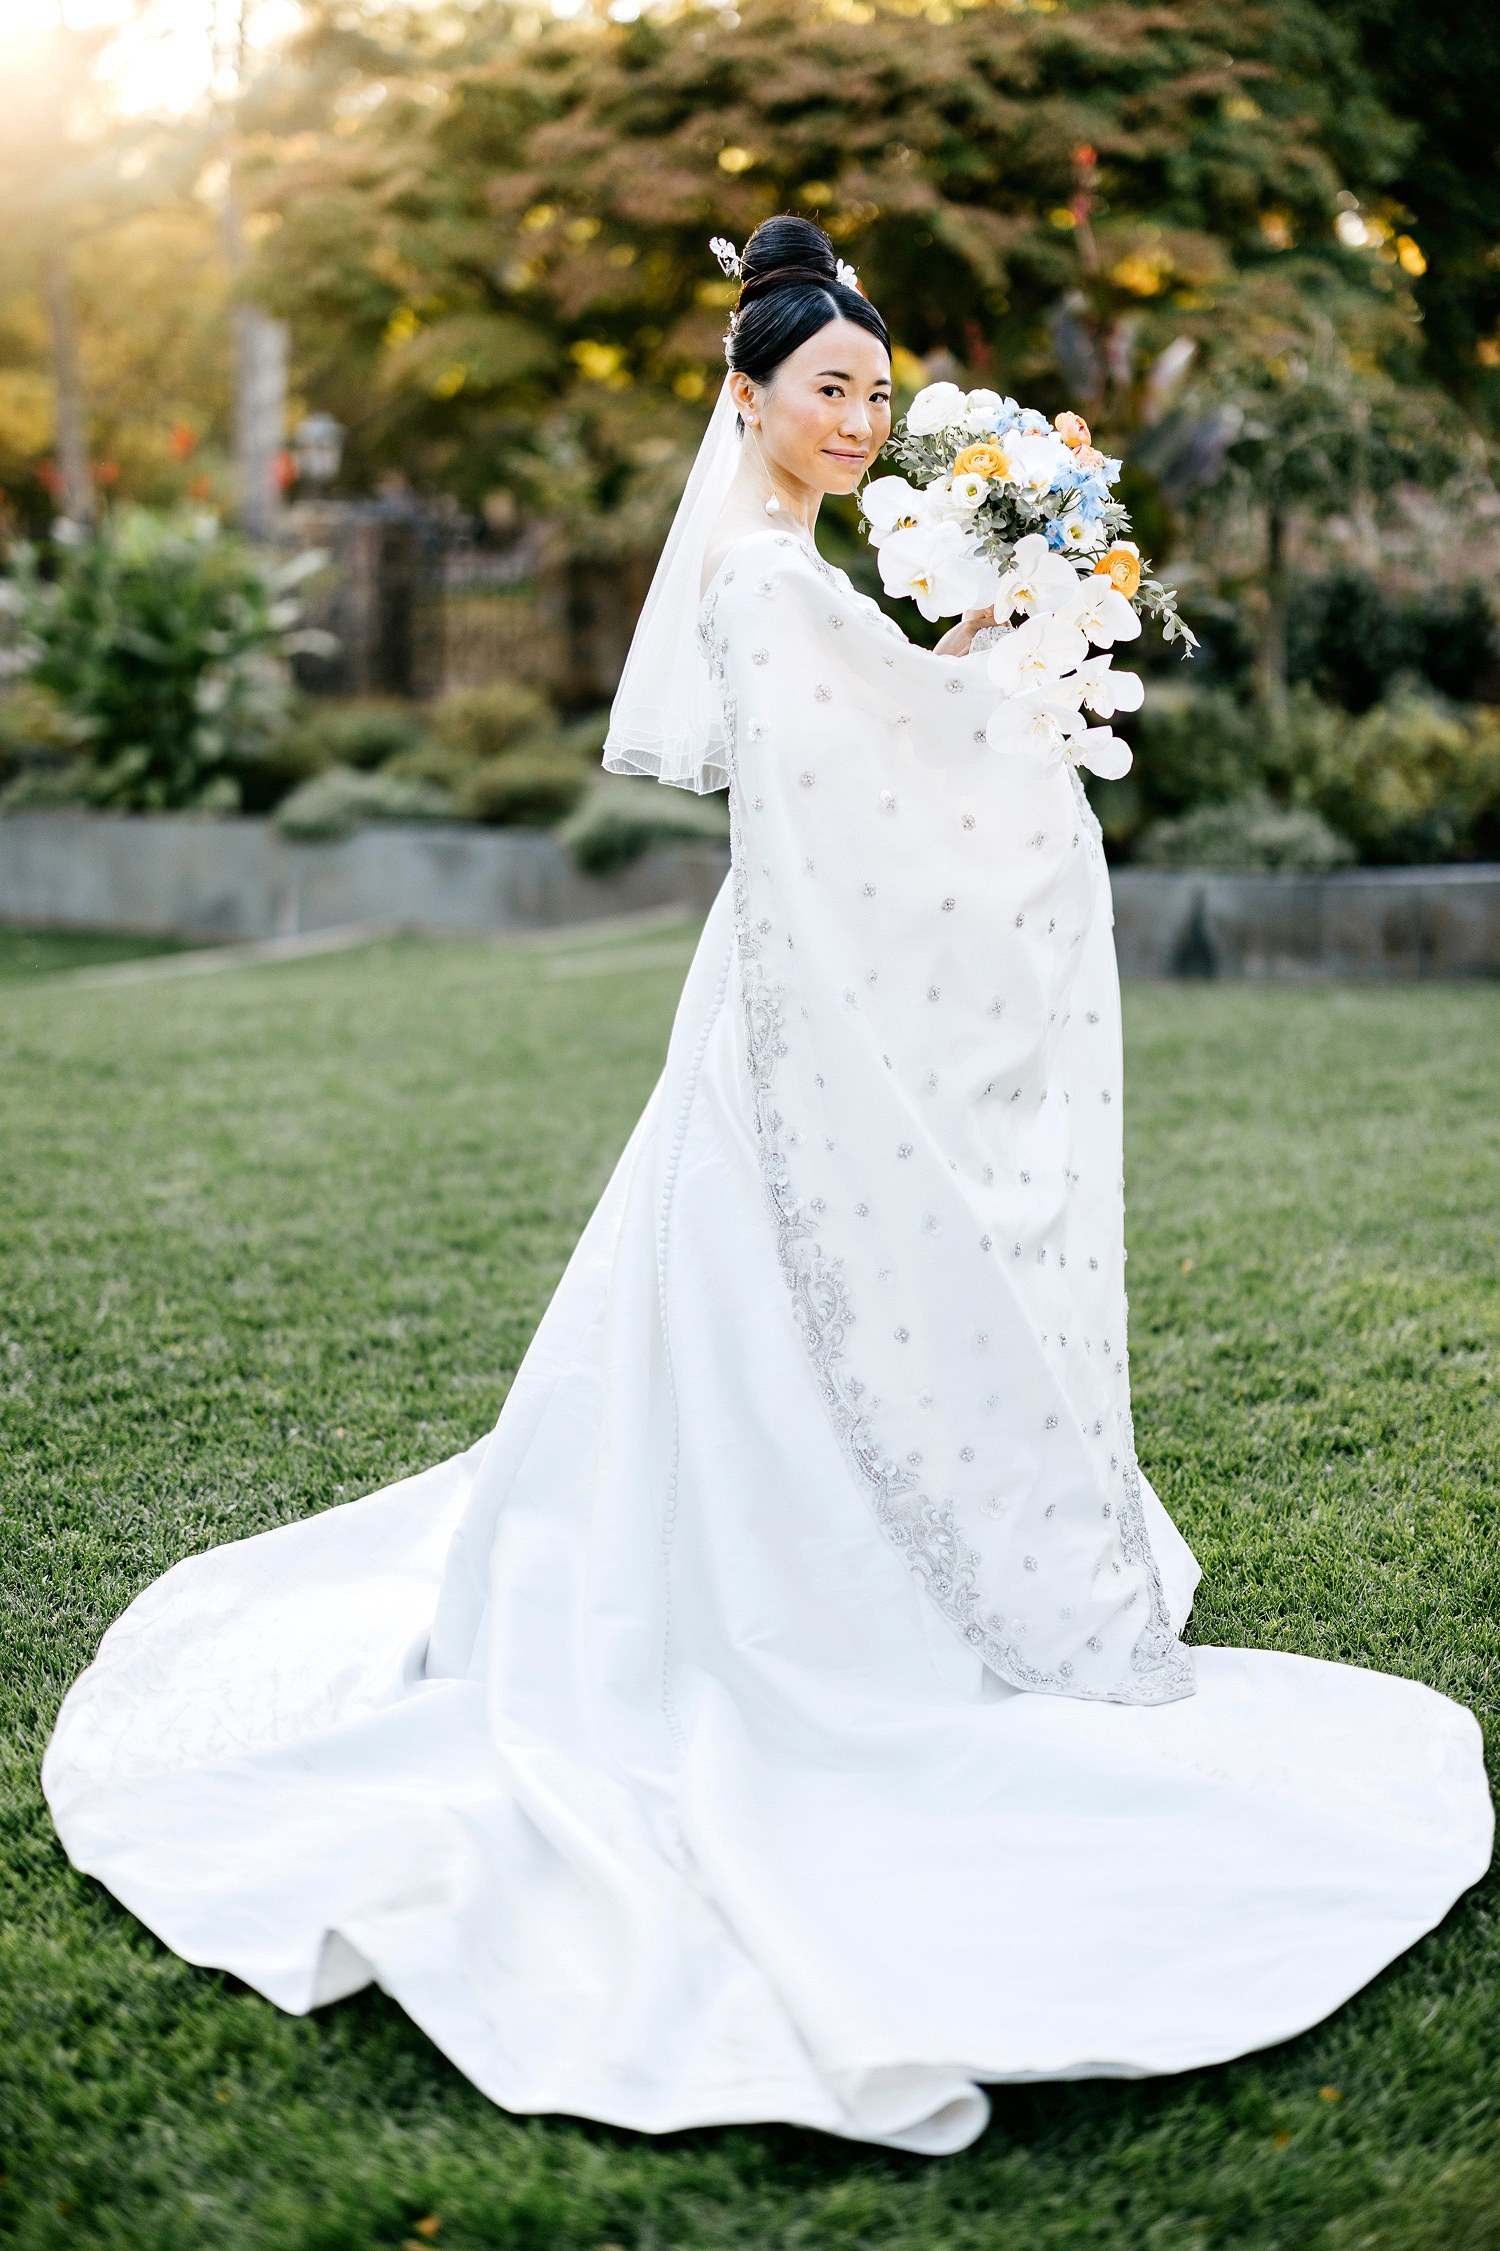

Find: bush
<box><xmin>1288</xmin><ymin>686</ymin><xmax>1500</xmax><ymax>864</ymax></box>
<box><xmin>1135</xmin><ymin>791</ymin><xmax>1355</xmax><ymax>873</ymax></box>
<box><xmin>281</xmin><ymin>698</ymin><xmax>432</xmax><ymax>773</ymax></box>
<box><xmin>273</xmin><ymin>764</ymin><xmax>456</xmax><ymax>842</ymax></box>
<box><xmin>0</xmin><ymin>511</ymin><xmax>331</xmax><ymax>812</ymax></box>
<box><xmin>560</xmin><ymin>775</ymin><xmax>730</xmax><ymax>876</ymax></box>
<box><xmin>460</xmin><ymin>751</ymin><xmax>590</xmax><ymax>827</ymax></box>
<box><xmin>1287</xmin><ymin>570</ymin><xmax>1499</xmax><ymax>715</ymax></box>
<box><xmin>388</xmin><ymin>683</ymin><xmax>560</xmax><ymax>793</ymax></box>
<box><xmin>1122</xmin><ymin>684</ymin><xmax>1269</xmax><ymax>820</ymax></box>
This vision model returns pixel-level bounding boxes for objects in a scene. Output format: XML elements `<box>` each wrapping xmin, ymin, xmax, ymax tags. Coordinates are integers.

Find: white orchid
<box><xmin>961</xmin><ymin>386</ymin><xmax>1005</xmax><ymax>430</ymax></box>
<box><xmin>993</xmin><ymin>533</ymin><xmax>1080</xmax><ymax>619</ymax></box>
<box><xmin>905</xmin><ymin>381</ymin><xmax>969</xmax><ymax>436</ymax></box>
<box><xmin>985</xmin><ymin>611</ymin><xmax>1089</xmax><ymax>699</ymax></box>
<box><xmin>861</xmin><ymin>474</ymin><xmax>932</xmax><ymax>536</ymax></box>
<box><xmin>1053</xmin><ymin>510</ymin><xmax>1107</xmax><ymax>559</ymax></box>
<box><xmin>984</xmin><ymin>689</ymin><xmax>1085</xmax><ymax>759</ymax></box>
<box><xmin>1005</xmin><ymin>431</ymin><xmax>1071</xmax><ymax>498</ymax></box>
<box><xmin>877</xmin><ymin>519</ymin><xmax>997</xmax><ymax>622</ymax></box>
<box><xmin>1072</xmin><ymin>725</ymin><xmax>1133</xmax><ymax>779</ymax></box>
<box><xmin>1075</xmin><ymin>655</ymin><xmax>1145</xmax><ymax>719</ymax></box>
<box><xmin>1059</xmin><ymin>576</ymin><xmax>1143</xmax><ymax>648</ymax></box>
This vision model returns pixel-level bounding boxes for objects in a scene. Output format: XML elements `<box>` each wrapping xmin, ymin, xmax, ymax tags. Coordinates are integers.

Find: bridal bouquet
<box><xmin>862</xmin><ymin>383</ymin><xmax>1197</xmax><ymax>780</ymax></box>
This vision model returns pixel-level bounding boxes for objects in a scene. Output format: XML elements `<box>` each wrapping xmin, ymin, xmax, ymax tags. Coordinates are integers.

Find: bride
<box><xmin>44</xmin><ymin>216</ymin><xmax>1491</xmax><ymax>2156</ymax></box>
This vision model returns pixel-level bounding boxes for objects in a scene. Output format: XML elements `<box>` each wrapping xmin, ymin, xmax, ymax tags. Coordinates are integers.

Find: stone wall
<box><xmin>3</xmin><ymin>814</ymin><xmax>1497</xmax><ymax>975</ymax></box>
<box><xmin>0</xmin><ymin>814</ymin><xmax>729</xmax><ymax>941</ymax></box>
<box><xmin>1111</xmin><ymin>865</ymin><xmax>1500</xmax><ymax>980</ymax></box>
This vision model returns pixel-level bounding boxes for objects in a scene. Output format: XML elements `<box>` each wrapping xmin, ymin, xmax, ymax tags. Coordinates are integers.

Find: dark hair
<box><xmin>725</xmin><ymin>214</ymin><xmax>890</xmax><ymax>383</ymax></box>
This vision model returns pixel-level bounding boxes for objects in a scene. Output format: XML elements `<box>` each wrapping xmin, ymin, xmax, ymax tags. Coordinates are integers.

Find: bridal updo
<box><xmin>725</xmin><ymin>215</ymin><xmax>890</xmax><ymax>380</ymax></box>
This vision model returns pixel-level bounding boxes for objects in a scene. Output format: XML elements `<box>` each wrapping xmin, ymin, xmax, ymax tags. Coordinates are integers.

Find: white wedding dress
<box><xmin>44</xmin><ymin>521</ymin><xmax>1491</xmax><ymax>2157</ymax></box>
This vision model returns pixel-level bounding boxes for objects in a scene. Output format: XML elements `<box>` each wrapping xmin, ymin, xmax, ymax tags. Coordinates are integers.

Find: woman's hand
<box><xmin>934</xmin><ymin>607</ymin><xmax>996</xmax><ymax>659</ymax></box>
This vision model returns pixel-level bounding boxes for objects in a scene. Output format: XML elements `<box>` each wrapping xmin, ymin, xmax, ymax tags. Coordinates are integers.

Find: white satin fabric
<box><xmin>44</xmin><ymin>533</ymin><xmax>1492</xmax><ymax>2155</ymax></box>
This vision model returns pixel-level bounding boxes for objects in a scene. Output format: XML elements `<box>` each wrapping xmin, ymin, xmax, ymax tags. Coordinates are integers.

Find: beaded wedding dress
<box><xmin>45</xmin><ymin>411</ymin><xmax>1491</xmax><ymax>2155</ymax></box>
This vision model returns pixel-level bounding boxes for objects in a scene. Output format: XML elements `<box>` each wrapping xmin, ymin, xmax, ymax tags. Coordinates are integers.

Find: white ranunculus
<box><xmin>905</xmin><ymin>382</ymin><xmax>969</xmax><ymax>436</ymax></box>
<box><xmin>861</xmin><ymin>474</ymin><xmax>931</xmax><ymax>537</ymax></box>
<box><xmin>923</xmin><ymin>472</ymin><xmax>988</xmax><ymax>518</ymax></box>
<box><xmin>878</xmin><ymin>519</ymin><xmax>996</xmax><ymax>622</ymax></box>
<box><xmin>1076</xmin><ymin>655</ymin><xmax>1145</xmax><ymax>719</ymax></box>
<box><xmin>948</xmin><ymin>470</ymin><xmax>991</xmax><ymax>511</ymax></box>
<box><xmin>962</xmin><ymin>387</ymin><xmax>1005</xmax><ymax>430</ymax></box>
<box><xmin>1072</xmin><ymin>725</ymin><xmax>1133</xmax><ymax>779</ymax></box>
<box><xmin>993</xmin><ymin>533</ymin><xmax>1080</xmax><ymax>619</ymax></box>
<box><xmin>1060</xmin><ymin>577</ymin><xmax>1143</xmax><ymax>648</ymax></box>
<box><xmin>984</xmin><ymin>688</ymin><xmax>1084</xmax><ymax>759</ymax></box>
<box><xmin>1053</xmin><ymin>510</ymin><xmax>1107</xmax><ymax>558</ymax></box>
<box><xmin>986</xmin><ymin>611</ymin><xmax>1089</xmax><ymax>699</ymax></box>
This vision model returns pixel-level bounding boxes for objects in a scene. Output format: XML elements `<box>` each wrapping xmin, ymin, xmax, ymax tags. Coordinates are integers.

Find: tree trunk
<box><xmin>43</xmin><ymin>244</ymin><xmax>92</xmax><ymax>529</ymax></box>
<box><xmin>1256</xmin><ymin>500</ymin><xmax>1289</xmax><ymax>730</ymax></box>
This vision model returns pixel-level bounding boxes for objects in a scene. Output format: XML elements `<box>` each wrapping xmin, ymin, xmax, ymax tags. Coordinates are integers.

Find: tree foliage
<box><xmin>242</xmin><ymin>0</ymin><xmax>1421</xmax><ymax>553</ymax></box>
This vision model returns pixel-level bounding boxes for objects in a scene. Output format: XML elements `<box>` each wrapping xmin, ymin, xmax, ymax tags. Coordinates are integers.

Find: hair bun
<box><xmin>738</xmin><ymin>214</ymin><xmax>838</xmax><ymax>292</ymax></box>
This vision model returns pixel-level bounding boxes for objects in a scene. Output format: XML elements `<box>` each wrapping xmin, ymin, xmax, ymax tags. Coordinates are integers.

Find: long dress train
<box><xmin>44</xmin><ymin>532</ymin><xmax>1492</xmax><ymax>2155</ymax></box>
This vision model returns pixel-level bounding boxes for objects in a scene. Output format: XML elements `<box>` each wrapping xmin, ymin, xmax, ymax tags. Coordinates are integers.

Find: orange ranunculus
<box><xmin>951</xmin><ymin>440</ymin><xmax>1011</xmax><ymax>481</ymax></box>
<box><xmin>1054</xmin><ymin>410</ymin><xmax>1092</xmax><ymax>450</ymax></box>
<box><xmin>1094</xmin><ymin>545</ymin><xmax>1142</xmax><ymax>598</ymax></box>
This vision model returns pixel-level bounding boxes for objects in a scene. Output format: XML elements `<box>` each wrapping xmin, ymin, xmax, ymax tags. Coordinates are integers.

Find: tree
<box><xmin>243</xmin><ymin>0</ymin><xmax>1419</xmax><ymax>559</ymax></box>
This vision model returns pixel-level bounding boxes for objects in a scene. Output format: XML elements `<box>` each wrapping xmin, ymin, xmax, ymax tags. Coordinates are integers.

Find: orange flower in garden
<box><xmin>1054</xmin><ymin>411</ymin><xmax>1091</xmax><ymax>450</ymax></box>
<box><xmin>952</xmin><ymin>440</ymin><xmax>1010</xmax><ymax>482</ymax></box>
<box><xmin>1094</xmin><ymin>545</ymin><xmax>1142</xmax><ymax>598</ymax></box>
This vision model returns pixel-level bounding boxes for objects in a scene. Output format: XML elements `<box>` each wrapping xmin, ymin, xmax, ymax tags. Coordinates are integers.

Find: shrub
<box><xmin>0</xmin><ymin>511</ymin><xmax>331</xmax><ymax>812</ymax></box>
<box><xmin>460</xmin><ymin>751</ymin><xmax>589</xmax><ymax>828</ymax></box>
<box><xmin>1135</xmin><ymin>791</ymin><xmax>1354</xmax><ymax>872</ymax></box>
<box><xmin>273</xmin><ymin>764</ymin><xmax>456</xmax><ymax>842</ymax></box>
<box><xmin>560</xmin><ymin>775</ymin><xmax>730</xmax><ymax>876</ymax></box>
<box><xmin>1289</xmin><ymin>687</ymin><xmax>1500</xmax><ymax>864</ymax></box>
<box><xmin>1122</xmin><ymin>684</ymin><xmax>1269</xmax><ymax>822</ymax></box>
<box><xmin>1287</xmin><ymin>570</ymin><xmax>1499</xmax><ymax>714</ymax></box>
<box><xmin>281</xmin><ymin>698</ymin><xmax>432</xmax><ymax>772</ymax></box>
<box><xmin>389</xmin><ymin>683</ymin><xmax>560</xmax><ymax>793</ymax></box>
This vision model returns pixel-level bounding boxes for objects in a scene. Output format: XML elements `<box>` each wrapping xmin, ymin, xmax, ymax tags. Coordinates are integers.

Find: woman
<box><xmin>44</xmin><ymin>218</ymin><xmax>1491</xmax><ymax>2156</ymax></box>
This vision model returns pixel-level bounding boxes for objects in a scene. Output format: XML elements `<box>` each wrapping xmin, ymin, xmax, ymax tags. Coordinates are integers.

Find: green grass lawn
<box><xmin>2</xmin><ymin>931</ymin><xmax>1497</xmax><ymax>2251</ymax></box>
<box><xmin>0</xmin><ymin>923</ymin><xmax>198</xmax><ymax>981</ymax></box>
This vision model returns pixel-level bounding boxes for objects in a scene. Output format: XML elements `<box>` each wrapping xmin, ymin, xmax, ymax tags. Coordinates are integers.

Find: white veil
<box><xmin>602</xmin><ymin>377</ymin><xmax>743</xmax><ymax>795</ymax></box>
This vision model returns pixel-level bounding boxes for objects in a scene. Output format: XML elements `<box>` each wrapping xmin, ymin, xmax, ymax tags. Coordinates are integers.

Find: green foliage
<box><xmin>560</xmin><ymin>773</ymin><xmax>730</xmax><ymax>875</ymax></box>
<box><xmin>282</xmin><ymin>696</ymin><xmax>433</xmax><ymax>773</ymax></box>
<box><xmin>0</xmin><ymin>512</ymin><xmax>325</xmax><ymax>812</ymax></box>
<box><xmin>1288</xmin><ymin>686</ymin><xmax>1500</xmax><ymax>864</ymax></box>
<box><xmin>0</xmin><ymin>943</ymin><xmax>1497</xmax><ymax>2246</ymax></box>
<box><xmin>460</xmin><ymin>749</ymin><xmax>589</xmax><ymax>828</ymax></box>
<box><xmin>1287</xmin><ymin>569</ymin><xmax>1499</xmax><ymax>714</ymax></box>
<box><xmin>1135</xmin><ymin>790</ymin><xmax>1355</xmax><ymax>871</ymax></box>
<box><xmin>245</xmin><ymin>0</ymin><xmax>1415</xmax><ymax>540</ymax></box>
<box><xmin>273</xmin><ymin>763</ymin><xmax>456</xmax><ymax>841</ymax></box>
<box><xmin>1319</xmin><ymin>0</ymin><xmax>1500</xmax><ymax>420</ymax></box>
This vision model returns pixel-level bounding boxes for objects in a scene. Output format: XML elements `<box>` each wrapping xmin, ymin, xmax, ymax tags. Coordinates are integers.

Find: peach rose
<box><xmin>1094</xmin><ymin>545</ymin><xmax>1142</xmax><ymax>598</ymax></box>
<box><xmin>1075</xmin><ymin>443</ymin><xmax>1107</xmax><ymax>473</ymax></box>
<box><xmin>951</xmin><ymin>440</ymin><xmax>1011</xmax><ymax>482</ymax></box>
<box><xmin>1054</xmin><ymin>411</ymin><xmax>1092</xmax><ymax>450</ymax></box>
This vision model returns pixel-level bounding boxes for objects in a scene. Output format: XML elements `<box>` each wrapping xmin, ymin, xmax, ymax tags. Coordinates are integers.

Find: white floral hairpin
<box><xmin>710</xmin><ymin>236</ymin><xmax>743</xmax><ymax>278</ymax></box>
<box><xmin>836</xmin><ymin>258</ymin><xmax>860</xmax><ymax>291</ymax></box>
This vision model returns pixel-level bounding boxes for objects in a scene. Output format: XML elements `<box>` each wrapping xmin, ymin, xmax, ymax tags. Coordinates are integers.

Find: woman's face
<box><xmin>733</xmin><ymin>318</ymin><xmax>892</xmax><ymax>498</ymax></box>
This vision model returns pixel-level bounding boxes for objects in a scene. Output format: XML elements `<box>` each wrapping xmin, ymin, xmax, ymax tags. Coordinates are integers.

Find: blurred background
<box><xmin>1</xmin><ymin>0</ymin><xmax>1499</xmax><ymax>889</ymax></box>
